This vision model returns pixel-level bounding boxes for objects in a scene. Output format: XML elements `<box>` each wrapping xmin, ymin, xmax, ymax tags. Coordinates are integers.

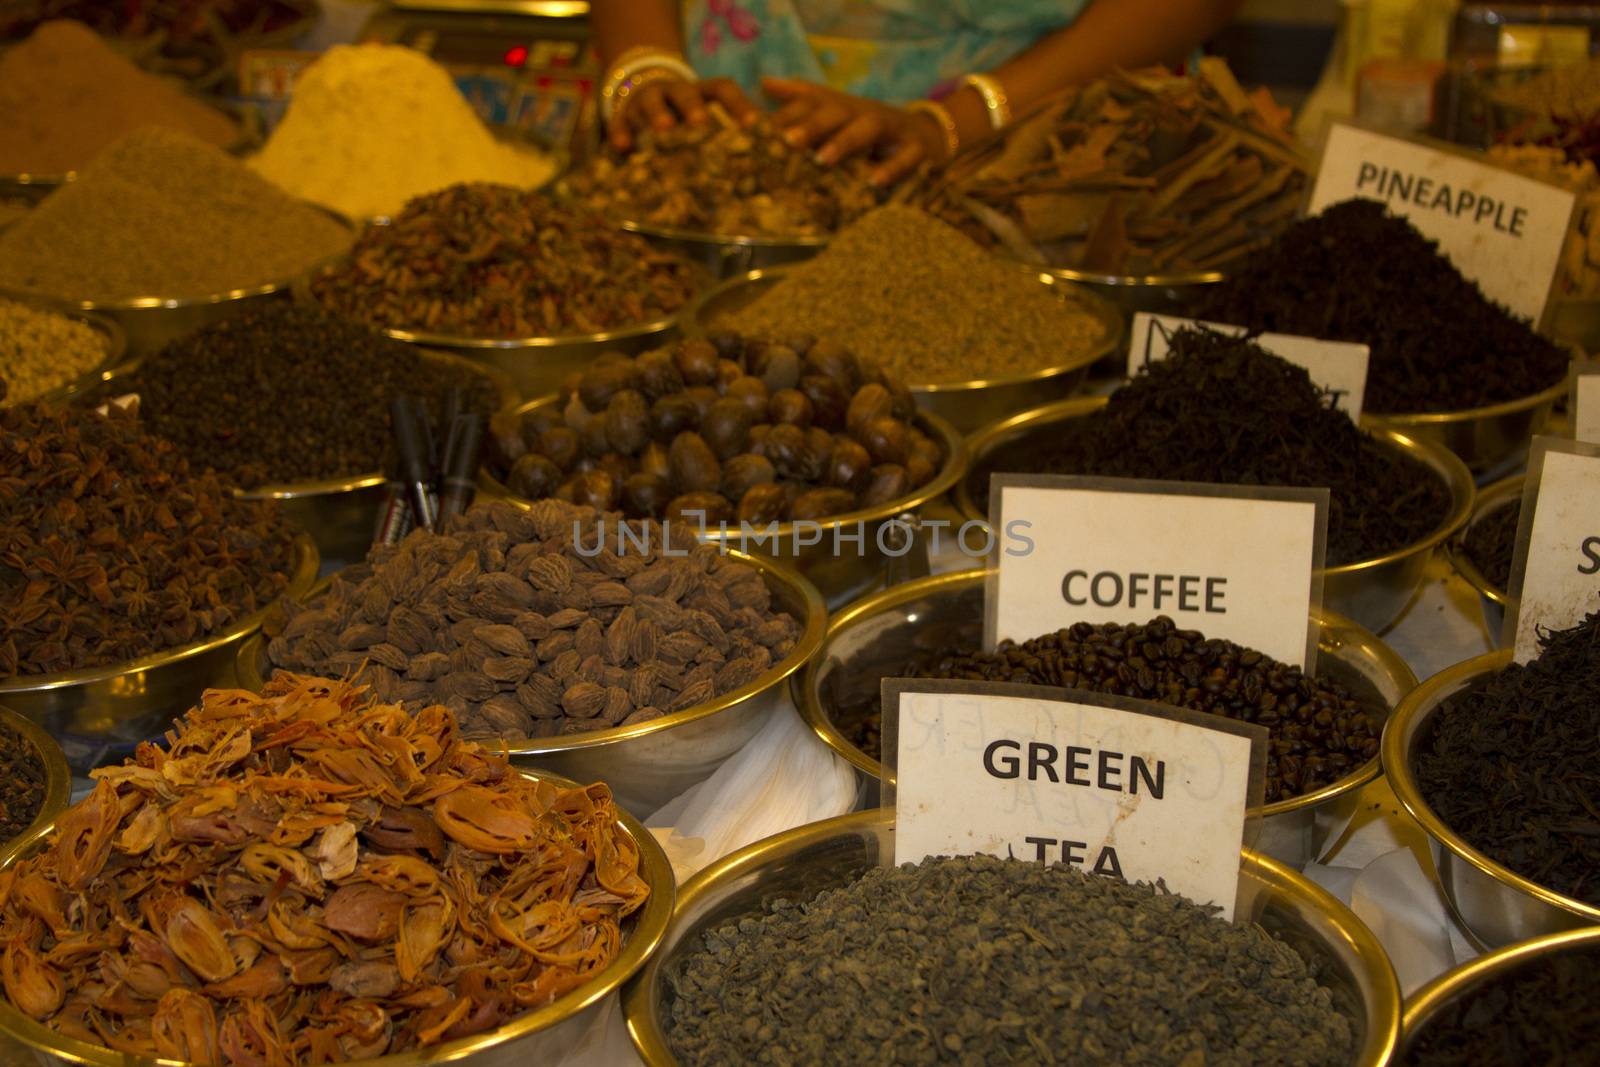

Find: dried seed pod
<box><xmin>669</xmin><ymin>432</ymin><xmax>722</xmax><ymax>492</ymax></box>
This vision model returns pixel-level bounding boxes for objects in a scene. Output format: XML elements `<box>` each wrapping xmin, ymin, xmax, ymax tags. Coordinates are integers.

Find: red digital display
<box><xmin>503</xmin><ymin>44</ymin><xmax>529</xmax><ymax>68</ymax></box>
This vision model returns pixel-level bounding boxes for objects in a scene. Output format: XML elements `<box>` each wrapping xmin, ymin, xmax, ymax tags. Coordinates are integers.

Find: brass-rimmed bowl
<box><xmin>0</xmin><ymin>705</ymin><xmax>70</xmax><ymax>856</ymax></box>
<box><xmin>96</xmin><ymin>348</ymin><xmax>520</xmax><ymax>568</ymax></box>
<box><xmin>480</xmin><ymin>394</ymin><xmax>967</xmax><ymax>606</ymax></box>
<box><xmin>1382</xmin><ymin>649</ymin><xmax>1600</xmax><ymax>949</ymax></box>
<box><xmin>0</xmin><ymin>288</ymin><xmax>125</xmax><ymax>405</ymax></box>
<box><xmin>1365</xmin><ymin>364</ymin><xmax>1573</xmax><ymax>472</ymax></box>
<box><xmin>1446</xmin><ymin>473</ymin><xmax>1523</xmax><ymax>642</ymax></box>
<box><xmin>0</xmin><ymin>534</ymin><xmax>318</xmax><ymax>773</ymax></box>
<box><xmin>1399</xmin><ymin>926</ymin><xmax>1600</xmax><ymax>1056</ymax></box>
<box><xmin>295</xmin><ymin>255</ymin><xmax>712</xmax><ymax>401</ymax></box>
<box><xmin>237</xmin><ymin>547</ymin><xmax>825</xmax><ymax>815</ymax></box>
<box><xmin>956</xmin><ymin>396</ymin><xmax>1476</xmax><ymax>634</ymax></box>
<box><xmin>622</xmin><ymin>808</ymin><xmax>1401</xmax><ymax>1067</ymax></box>
<box><xmin>611</xmin><ymin>218</ymin><xmax>828</xmax><ymax>280</ymax></box>
<box><xmin>794</xmin><ymin>569</ymin><xmax>1417</xmax><ymax>868</ymax></box>
<box><xmin>684</xmin><ymin>265</ymin><xmax>1124</xmax><ymax>434</ymax></box>
<box><xmin>0</xmin><ymin>765</ymin><xmax>675</xmax><ymax>1067</ymax></box>
<box><xmin>1043</xmin><ymin>264</ymin><xmax>1226</xmax><ymax>323</ymax></box>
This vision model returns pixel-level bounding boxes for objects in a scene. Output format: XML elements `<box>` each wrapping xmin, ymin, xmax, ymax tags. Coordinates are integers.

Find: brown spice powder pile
<box><xmin>0</xmin><ymin>20</ymin><xmax>239</xmax><ymax>175</ymax></box>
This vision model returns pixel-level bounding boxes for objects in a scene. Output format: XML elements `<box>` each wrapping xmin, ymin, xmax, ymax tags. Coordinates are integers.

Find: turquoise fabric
<box><xmin>683</xmin><ymin>0</ymin><xmax>1089</xmax><ymax>104</ymax></box>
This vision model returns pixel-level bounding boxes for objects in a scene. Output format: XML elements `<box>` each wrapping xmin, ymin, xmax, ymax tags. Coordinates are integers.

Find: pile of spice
<box><xmin>0</xmin><ymin>198</ymin><xmax>29</xmax><ymax>225</ymax></box>
<box><xmin>1400</xmin><ymin>944</ymin><xmax>1600</xmax><ymax>1065</ymax></box>
<box><xmin>915</xmin><ymin>60</ymin><xmax>1307</xmax><ymax>275</ymax></box>
<box><xmin>0</xmin><ymin>127</ymin><xmax>350</xmax><ymax>302</ymax></box>
<box><xmin>1414</xmin><ymin>607</ymin><xmax>1600</xmax><ymax>906</ymax></box>
<box><xmin>972</xmin><ymin>327</ymin><xmax>1452</xmax><ymax>565</ymax></box>
<box><xmin>835</xmin><ymin>615</ymin><xmax>1381</xmax><ymax>803</ymax></box>
<box><xmin>309</xmin><ymin>184</ymin><xmax>704</xmax><ymax>338</ymax></box>
<box><xmin>0</xmin><ymin>295</ymin><xmax>109</xmax><ymax>404</ymax></box>
<box><xmin>105</xmin><ymin>304</ymin><xmax>501</xmax><ymax>488</ymax></box>
<box><xmin>1459</xmin><ymin>498</ymin><xmax>1521</xmax><ymax>592</ymax></box>
<box><xmin>265</xmin><ymin>499</ymin><xmax>802</xmax><ymax>740</ymax></box>
<box><xmin>0</xmin><ymin>393</ymin><xmax>299</xmax><ymax>678</ymax></box>
<box><xmin>250</xmin><ymin>44</ymin><xmax>558</xmax><ymax>221</ymax></box>
<box><xmin>665</xmin><ymin>853</ymin><xmax>1352</xmax><ymax>1066</ymax></box>
<box><xmin>0</xmin><ymin>673</ymin><xmax>650</xmax><ymax>1063</ymax></box>
<box><xmin>718</xmin><ymin>205</ymin><xmax>1107</xmax><ymax>384</ymax></box>
<box><xmin>0</xmin><ymin>718</ymin><xmax>46</xmax><ymax>844</ymax></box>
<box><xmin>568</xmin><ymin>112</ymin><xmax>877</xmax><ymax>237</ymax></box>
<box><xmin>1197</xmin><ymin>199</ymin><xmax>1571</xmax><ymax>413</ymax></box>
<box><xmin>488</xmin><ymin>335</ymin><xmax>942</xmax><ymax>524</ymax></box>
<box><xmin>0</xmin><ymin>20</ymin><xmax>240</xmax><ymax>175</ymax></box>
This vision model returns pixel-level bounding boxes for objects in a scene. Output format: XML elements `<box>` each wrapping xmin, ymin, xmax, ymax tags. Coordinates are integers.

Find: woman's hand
<box><xmin>609</xmin><ymin>76</ymin><xmax>758</xmax><ymax>153</ymax></box>
<box><xmin>762</xmin><ymin>77</ymin><xmax>949</xmax><ymax>187</ymax></box>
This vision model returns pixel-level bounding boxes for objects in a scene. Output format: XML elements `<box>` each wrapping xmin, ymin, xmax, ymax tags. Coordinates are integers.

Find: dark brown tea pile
<box><xmin>487</xmin><ymin>334</ymin><xmax>942</xmax><ymax>524</ymax></box>
<box><xmin>1197</xmin><ymin>199</ymin><xmax>1570</xmax><ymax>413</ymax></box>
<box><xmin>103</xmin><ymin>305</ymin><xmax>500</xmax><ymax>488</ymax></box>
<box><xmin>0</xmin><ymin>718</ymin><xmax>46</xmax><ymax>843</ymax></box>
<box><xmin>1459</xmin><ymin>499</ymin><xmax>1520</xmax><ymax>592</ymax></box>
<box><xmin>1415</xmin><ymin>608</ymin><xmax>1600</xmax><ymax>905</ymax></box>
<box><xmin>266</xmin><ymin>499</ymin><xmax>802</xmax><ymax>740</ymax></box>
<box><xmin>0</xmin><ymin>393</ymin><xmax>299</xmax><ymax>678</ymax></box>
<box><xmin>973</xmin><ymin>327</ymin><xmax>1451</xmax><ymax>565</ymax></box>
<box><xmin>836</xmin><ymin>616</ymin><xmax>1381</xmax><ymax>803</ymax></box>
<box><xmin>1400</xmin><ymin>945</ymin><xmax>1600</xmax><ymax>1065</ymax></box>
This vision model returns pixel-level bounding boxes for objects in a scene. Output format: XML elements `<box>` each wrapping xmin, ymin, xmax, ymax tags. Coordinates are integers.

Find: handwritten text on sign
<box><xmin>1128</xmin><ymin>313</ymin><xmax>1371</xmax><ymax>419</ymax></box>
<box><xmin>988</xmin><ymin>476</ymin><xmax>1327</xmax><ymax>669</ymax></box>
<box><xmin>1508</xmin><ymin>440</ymin><xmax>1600</xmax><ymax>661</ymax></box>
<box><xmin>1308</xmin><ymin>122</ymin><xmax>1577</xmax><ymax>321</ymax></box>
<box><xmin>886</xmin><ymin>681</ymin><xmax>1266</xmax><ymax>918</ymax></box>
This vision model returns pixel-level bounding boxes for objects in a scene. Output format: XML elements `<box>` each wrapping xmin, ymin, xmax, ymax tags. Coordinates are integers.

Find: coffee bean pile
<box><xmin>487</xmin><ymin>334</ymin><xmax>942</xmax><ymax>525</ymax></box>
<box><xmin>835</xmin><ymin>616</ymin><xmax>1382</xmax><ymax>803</ymax></box>
<box><xmin>1460</xmin><ymin>499</ymin><xmax>1520</xmax><ymax>592</ymax></box>
<box><xmin>104</xmin><ymin>305</ymin><xmax>501</xmax><ymax>488</ymax></box>
<box><xmin>266</xmin><ymin>499</ymin><xmax>803</xmax><ymax>740</ymax></box>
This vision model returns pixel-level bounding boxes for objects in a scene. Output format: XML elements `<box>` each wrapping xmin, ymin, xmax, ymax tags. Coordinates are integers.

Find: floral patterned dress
<box><xmin>684</xmin><ymin>0</ymin><xmax>1090</xmax><ymax>104</ymax></box>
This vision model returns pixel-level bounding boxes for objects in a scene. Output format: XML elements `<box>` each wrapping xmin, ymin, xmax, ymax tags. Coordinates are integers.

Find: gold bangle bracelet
<box><xmin>960</xmin><ymin>72</ymin><xmax>1012</xmax><ymax>129</ymax></box>
<box><xmin>600</xmin><ymin>48</ymin><xmax>696</xmax><ymax>122</ymax></box>
<box><xmin>907</xmin><ymin>100</ymin><xmax>960</xmax><ymax>160</ymax></box>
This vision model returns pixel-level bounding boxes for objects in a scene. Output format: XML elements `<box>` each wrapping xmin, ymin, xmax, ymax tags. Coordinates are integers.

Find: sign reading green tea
<box><xmin>987</xmin><ymin>475</ymin><xmax>1328</xmax><ymax>669</ymax></box>
<box><xmin>1307</xmin><ymin>122</ymin><xmax>1577</xmax><ymax>321</ymax></box>
<box><xmin>1575</xmin><ymin>368</ymin><xmax>1600</xmax><ymax>444</ymax></box>
<box><xmin>1128</xmin><ymin>313</ymin><xmax>1370</xmax><ymax>419</ymax></box>
<box><xmin>883</xmin><ymin>679</ymin><xmax>1267</xmax><ymax>918</ymax></box>
<box><xmin>1507</xmin><ymin>438</ymin><xmax>1600</xmax><ymax>661</ymax></box>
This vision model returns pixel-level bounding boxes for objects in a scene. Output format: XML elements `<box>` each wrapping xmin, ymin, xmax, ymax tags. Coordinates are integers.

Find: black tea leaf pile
<box><xmin>1459</xmin><ymin>500</ymin><xmax>1520</xmax><ymax>592</ymax></box>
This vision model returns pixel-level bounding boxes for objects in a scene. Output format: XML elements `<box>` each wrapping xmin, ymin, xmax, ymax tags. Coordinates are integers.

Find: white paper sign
<box><xmin>1575</xmin><ymin>371</ymin><xmax>1600</xmax><ymax>444</ymax></box>
<box><xmin>1128</xmin><ymin>313</ymin><xmax>1371</xmax><ymax>418</ymax></box>
<box><xmin>988</xmin><ymin>476</ymin><xmax>1327</xmax><ymax>669</ymax></box>
<box><xmin>886</xmin><ymin>681</ymin><xmax>1266</xmax><ymax>918</ymax></box>
<box><xmin>1307</xmin><ymin>122</ymin><xmax>1577</xmax><ymax>321</ymax></box>
<box><xmin>1507</xmin><ymin>439</ymin><xmax>1600</xmax><ymax>661</ymax></box>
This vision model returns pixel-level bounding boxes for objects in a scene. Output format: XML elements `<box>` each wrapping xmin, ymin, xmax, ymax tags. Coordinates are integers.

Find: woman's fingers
<box><xmin>703</xmin><ymin>77</ymin><xmax>759</xmax><ymax>125</ymax></box>
<box><xmin>872</xmin><ymin>137</ymin><xmax>927</xmax><ymax>188</ymax></box>
<box><xmin>663</xmin><ymin>80</ymin><xmax>708</xmax><ymax>127</ymax></box>
<box><xmin>784</xmin><ymin>102</ymin><xmax>855</xmax><ymax>149</ymax></box>
<box><xmin>630</xmin><ymin>81</ymin><xmax>677</xmax><ymax>134</ymax></box>
<box><xmin>816</xmin><ymin>113</ymin><xmax>883</xmax><ymax>165</ymax></box>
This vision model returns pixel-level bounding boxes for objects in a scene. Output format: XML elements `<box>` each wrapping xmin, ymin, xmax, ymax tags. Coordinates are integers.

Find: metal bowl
<box><xmin>0</xmin><ymin>534</ymin><xmax>318</xmax><ymax>773</ymax></box>
<box><xmin>1382</xmin><ymin>649</ymin><xmax>1600</xmax><ymax>949</ymax></box>
<box><xmin>794</xmin><ymin>569</ymin><xmax>1417</xmax><ymax>868</ymax></box>
<box><xmin>684</xmin><ymin>265</ymin><xmax>1124</xmax><ymax>434</ymax></box>
<box><xmin>1364</xmin><ymin>366</ymin><xmax>1572</xmax><ymax>472</ymax></box>
<box><xmin>1446</xmin><ymin>473</ymin><xmax>1522</xmax><ymax>642</ymax></box>
<box><xmin>295</xmin><ymin>256</ymin><xmax>712</xmax><ymax>400</ymax></box>
<box><xmin>957</xmin><ymin>396</ymin><xmax>1476</xmax><ymax>634</ymax></box>
<box><xmin>237</xmin><ymin>548</ymin><xmax>826</xmax><ymax>815</ymax></box>
<box><xmin>0</xmin><ymin>704</ymin><xmax>70</xmax><ymax>857</ymax></box>
<box><xmin>0</xmin><ymin>288</ymin><xmax>125</xmax><ymax>405</ymax></box>
<box><xmin>614</xmin><ymin>218</ymin><xmax>828</xmax><ymax>280</ymax></box>
<box><xmin>1043</xmin><ymin>264</ymin><xmax>1226</xmax><ymax>323</ymax></box>
<box><xmin>0</xmin><ymin>766</ymin><xmax>676</xmax><ymax>1067</ymax></box>
<box><xmin>481</xmin><ymin>394</ymin><xmax>968</xmax><ymax>606</ymax></box>
<box><xmin>1399</xmin><ymin>926</ymin><xmax>1600</xmax><ymax>1056</ymax></box>
<box><xmin>96</xmin><ymin>348</ymin><xmax>520</xmax><ymax>568</ymax></box>
<box><xmin>622</xmin><ymin>808</ymin><xmax>1401</xmax><ymax>1067</ymax></box>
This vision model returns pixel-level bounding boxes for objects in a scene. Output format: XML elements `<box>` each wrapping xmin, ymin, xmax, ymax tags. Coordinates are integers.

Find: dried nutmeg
<box><xmin>805</xmin><ymin>338</ymin><xmax>858</xmax><ymax>389</ymax></box>
<box><xmin>669</xmin><ymin>432</ymin><xmax>722</xmax><ymax>492</ymax></box>
<box><xmin>665</xmin><ymin>491</ymin><xmax>733</xmax><ymax>526</ymax></box>
<box><xmin>623</xmin><ymin>472</ymin><xmax>673</xmax><ymax>516</ymax></box>
<box><xmin>768</xmin><ymin>388</ymin><xmax>813</xmax><ymax>428</ymax></box>
<box><xmin>857</xmin><ymin>416</ymin><xmax>909</xmax><ymax>466</ymax></box>
<box><xmin>799</xmin><ymin>374</ymin><xmax>849</xmax><ymax>429</ymax></box>
<box><xmin>846</xmin><ymin>384</ymin><xmax>893</xmax><ymax>434</ymax></box>
<box><xmin>700</xmin><ymin>398</ymin><xmax>753</xmax><ymax>460</ymax></box>
<box><xmin>721</xmin><ymin>454</ymin><xmax>776</xmax><ymax>500</ymax></box>
<box><xmin>738</xmin><ymin>483</ymin><xmax>788</xmax><ymax>525</ymax></box>
<box><xmin>507</xmin><ymin>454</ymin><xmax>562</xmax><ymax>500</ymax></box>
<box><xmin>570</xmin><ymin>469</ymin><xmax>619</xmax><ymax>511</ymax></box>
<box><xmin>859</xmin><ymin>464</ymin><xmax>909</xmax><ymax>506</ymax></box>
<box><xmin>790</xmin><ymin>487</ymin><xmax>857</xmax><ymax>521</ymax></box>
<box><xmin>635</xmin><ymin>349</ymin><xmax>686</xmax><ymax>398</ymax></box>
<box><xmin>578</xmin><ymin>361</ymin><xmax>635</xmax><ymax>412</ymax></box>
<box><xmin>638</xmin><ymin>441</ymin><xmax>671</xmax><ymax>480</ymax></box>
<box><xmin>725</xmin><ymin>376</ymin><xmax>770</xmax><ymax>420</ymax></box>
<box><xmin>757</xmin><ymin>345</ymin><xmax>801</xmax><ymax>391</ymax></box>
<box><xmin>826</xmin><ymin>438</ymin><xmax>873</xmax><ymax>492</ymax></box>
<box><xmin>673</xmin><ymin>338</ymin><xmax>720</xmax><ymax>385</ymax></box>
<box><xmin>539</xmin><ymin>426</ymin><xmax>580</xmax><ymax>471</ymax></box>
<box><xmin>650</xmin><ymin>393</ymin><xmax>700</xmax><ymax>441</ymax></box>
<box><xmin>603</xmin><ymin>389</ymin><xmax>651</xmax><ymax>454</ymax></box>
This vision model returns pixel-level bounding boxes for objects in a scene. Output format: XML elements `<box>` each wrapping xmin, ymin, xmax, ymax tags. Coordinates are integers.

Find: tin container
<box><xmin>1382</xmin><ymin>650</ymin><xmax>1600</xmax><ymax>950</ymax></box>
<box><xmin>1446</xmin><ymin>473</ymin><xmax>1522</xmax><ymax>642</ymax></box>
<box><xmin>0</xmin><ymin>705</ymin><xmax>71</xmax><ymax>856</ymax></box>
<box><xmin>1366</xmin><ymin>369</ymin><xmax>1572</xmax><ymax>473</ymax></box>
<box><xmin>794</xmin><ymin>570</ymin><xmax>1417</xmax><ymax>868</ymax></box>
<box><xmin>0</xmin><ymin>289</ymin><xmax>125</xmax><ymax>405</ymax></box>
<box><xmin>0</xmin><ymin>534</ymin><xmax>318</xmax><ymax>772</ymax></box>
<box><xmin>0</xmin><ymin>766</ymin><xmax>675</xmax><ymax>1067</ymax></box>
<box><xmin>957</xmin><ymin>396</ymin><xmax>1475</xmax><ymax>634</ymax></box>
<box><xmin>685</xmin><ymin>265</ymin><xmax>1125</xmax><ymax>434</ymax></box>
<box><xmin>623</xmin><ymin>808</ymin><xmax>1401</xmax><ymax>1067</ymax></box>
<box><xmin>480</xmin><ymin>394</ymin><xmax>967</xmax><ymax>606</ymax></box>
<box><xmin>237</xmin><ymin>549</ymin><xmax>826</xmax><ymax>815</ymax></box>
